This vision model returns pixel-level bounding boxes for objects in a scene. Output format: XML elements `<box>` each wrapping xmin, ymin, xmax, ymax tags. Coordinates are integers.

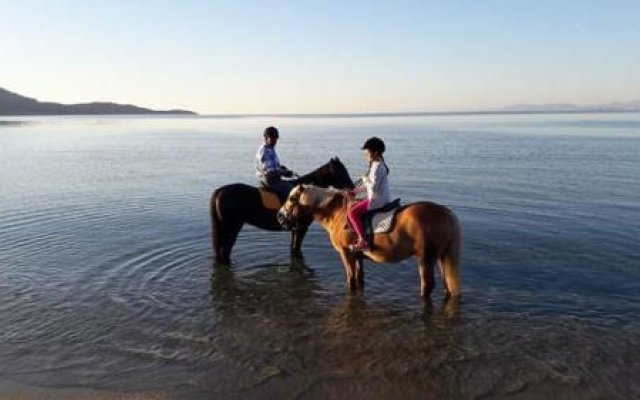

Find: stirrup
<box><xmin>349</xmin><ymin>240</ymin><xmax>370</xmax><ymax>252</ymax></box>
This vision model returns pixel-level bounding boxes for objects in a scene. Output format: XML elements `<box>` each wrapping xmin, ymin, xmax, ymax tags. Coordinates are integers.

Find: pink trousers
<box><xmin>347</xmin><ymin>199</ymin><xmax>371</xmax><ymax>242</ymax></box>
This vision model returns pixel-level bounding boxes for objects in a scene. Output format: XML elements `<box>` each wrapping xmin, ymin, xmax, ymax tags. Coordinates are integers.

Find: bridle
<box><xmin>277</xmin><ymin>192</ymin><xmax>302</xmax><ymax>230</ymax></box>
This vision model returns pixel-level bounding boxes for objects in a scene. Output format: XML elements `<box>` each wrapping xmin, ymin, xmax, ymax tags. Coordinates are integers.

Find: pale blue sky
<box><xmin>1</xmin><ymin>0</ymin><xmax>639</xmax><ymax>114</ymax></box>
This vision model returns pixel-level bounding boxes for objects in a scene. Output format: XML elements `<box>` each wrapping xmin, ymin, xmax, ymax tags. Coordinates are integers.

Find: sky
<box><xmin>1</xmin><ymin>0</ymin><xmax>639</xmax><ymax>114</ymax></box>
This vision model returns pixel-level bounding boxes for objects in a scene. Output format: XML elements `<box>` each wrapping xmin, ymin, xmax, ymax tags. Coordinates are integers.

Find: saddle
<box><xmin>363</xmin><ymin>198</ymin><xmax>402</xmax><ymax>235</ymax></box>
<box><xmin>259</xmin><ymin>183</ymin><xmax>294</xmax><ymax>210</ymax></box>
<box><xmin>259</xmin><ymin>187</ymin><xmax>282</xmax><ymax>210</ymax></box>
<box><xmin>347</xmin><ymin>198</ymin><xmax>402</xmax><ymax>250</ymax></box>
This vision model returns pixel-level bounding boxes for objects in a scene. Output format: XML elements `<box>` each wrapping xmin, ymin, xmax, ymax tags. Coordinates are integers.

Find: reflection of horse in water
<box><xmin>279</xmin><ymin>185</ymin><xmax>462</xmax><ymax>298</ymax></box>
<box><xmin>210</xmin><ymin>158</ymin><xmax>354</xmax><ymax>264</ymax></box>
<box><xmin>207</xmin><ymin>259</ymin><xmax>326</xmax><ymax>395</ymax></box>
<box><xmin>210</xmin><ymin>256</ymin><xmax>317</xmax><ymax>308</ymax></box>
<box><xmin>320</xmin><ymin>294</ymin><xmax>462</xmax><ymax>398</ymax></box>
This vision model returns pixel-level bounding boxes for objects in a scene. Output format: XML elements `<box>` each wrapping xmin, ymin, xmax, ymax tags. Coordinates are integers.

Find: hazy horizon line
<box><xmin>185</xmin><ymin>108</ymin><xmax>640</xmax><ymax>118</ymax></box>
<box><xmin>3</xmin><ymin>110</ymin><xmax>640</xmax><ymax>120</ymax></box>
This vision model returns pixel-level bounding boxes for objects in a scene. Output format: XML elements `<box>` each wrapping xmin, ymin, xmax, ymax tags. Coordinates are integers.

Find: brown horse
<box><xmin>278</xmin><ymin>185</ymin><xmax>461</xmax><ymax>298</ymax></box>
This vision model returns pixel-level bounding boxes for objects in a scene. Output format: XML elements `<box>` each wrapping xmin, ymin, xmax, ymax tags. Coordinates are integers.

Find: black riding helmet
<box><xmin>361</xmin><ymin>136</ymin><xmax>385</xmax><ymax>154</ymax></box>
<box><xmin>263</xmin><ymin>126</ymin><xmax>279</xmax><ymax>139</ymax></box>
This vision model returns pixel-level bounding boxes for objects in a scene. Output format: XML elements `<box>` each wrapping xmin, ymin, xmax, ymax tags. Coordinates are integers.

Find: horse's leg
<box><xmin>290</xmin><ymin>222</ymin><xmax>309</xmax><ymax>260</ymax></box>
<box><xmin>210</xmin><ymin>191</ymin><xmax>223</xmax><ymax>260</ymax></box>
<box><xmin>439</xmin><ymin>224</ymin><xmax>462</xmax><ymax>299</ymax></box>
<box><xmin>209</xmin><ymin>189</ymin><xmax>231</xmax><ymax>264</ymax></box>
<box><xmin>437</xmin><ymin>261</ymin><xmax>448</xmax><ymax>298</ymax></box>
<box><xmin>338</xmin><ymin>249</ymin><xmax>358</xmax><ymax>291</ymax></box>
<box><xmin>440</xmin><ymin>296</ymin><xmax>460</xmax><ymax>319</ymax></box>
<box><xmin>355</xmin><ymin>258</ymin><xmax>365</xmax><ymax>289</ymax></box>
<box><xmin>289</xmin><ymin>253</ymin><xmax>314</xmax><ymax>274</ymax></box>
<box><xmin>216</xmin><ymin>220</ymin><xmax>243</xmax><ymax>265</ymax></box>
<box><xmin>418</xmin><ymin>252</ymin><xmax>437</xmax><ymax>298</ymax></box>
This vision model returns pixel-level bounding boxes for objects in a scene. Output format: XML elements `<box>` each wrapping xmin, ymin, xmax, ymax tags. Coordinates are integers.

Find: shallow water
<box><xmin>1</xmin><ymin>114</ymin><xmax>639</xmax><ymax>399</ymax></box>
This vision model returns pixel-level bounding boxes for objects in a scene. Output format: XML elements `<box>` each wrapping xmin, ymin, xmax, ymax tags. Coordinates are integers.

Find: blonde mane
<box><xmin>297</xmin><ymin>185</ymin><xmax>344</xmax><ymax>209</ymax></box>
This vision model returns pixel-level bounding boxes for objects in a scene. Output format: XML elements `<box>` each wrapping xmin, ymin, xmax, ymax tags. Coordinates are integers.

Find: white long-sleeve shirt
<box><xmin>355</xmin><ymin>160</ymin><xmax>390</xmax><ymax>209</ymax></box>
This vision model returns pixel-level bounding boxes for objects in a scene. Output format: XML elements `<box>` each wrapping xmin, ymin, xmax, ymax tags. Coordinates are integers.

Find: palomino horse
<box><xmin>210</xmin><ymin>158</ymin><xmax>354</xmax><ymax>265</ymax></box>
<box><xmin>278</xmin><ymin>185</ymin><xmax>462</xmax><ymax>298</ymax></box>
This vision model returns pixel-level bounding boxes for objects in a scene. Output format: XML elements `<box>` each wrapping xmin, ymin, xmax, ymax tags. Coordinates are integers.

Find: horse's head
<box><xmin>278</xmin><ymin>185</ymin><xmax>311</xmax><ymax>229</ymax></box>
<box><xmin>278</xmin><ymin>184</ymin><xmax>346</xmax><ymax>229</ymax></box>
<box><xmin>297</xmin><ymin>157</ymin><xmax>354</xmax><ymax>189</ymax></box>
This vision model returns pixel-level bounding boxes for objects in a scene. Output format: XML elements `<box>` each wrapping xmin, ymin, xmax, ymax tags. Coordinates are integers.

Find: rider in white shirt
<box><xmin>347</xmin><ymin>137</ymin><xmax>391</xmax><ymax>251</ymax></box>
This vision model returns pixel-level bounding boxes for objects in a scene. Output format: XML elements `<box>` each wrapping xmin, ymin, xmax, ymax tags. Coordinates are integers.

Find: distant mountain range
<box><xmin>0</xmin><ymin>87</ymin><xmax>195</xmax><ymax>115</ymax></box>
<box><xmin>1</xmin><ymin>86</ymin><xmax>639</xmax><ymax>116</ymax></box>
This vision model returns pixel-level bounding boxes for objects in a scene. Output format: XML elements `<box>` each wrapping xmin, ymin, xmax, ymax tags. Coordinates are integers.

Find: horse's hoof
<box><xmin>214</xmin><ymin>259</ymin><xmax>231</xmax><ymax>267</ymax></box>
<box><xmin>441</xmin><ymin>296</ymin><xmax>461</xmax><ymax>318</ymax></box>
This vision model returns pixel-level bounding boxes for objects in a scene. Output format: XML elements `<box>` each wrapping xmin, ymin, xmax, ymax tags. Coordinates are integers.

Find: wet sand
<box><xmin>0</xmin><ymin>378</ymin><xmax>166</xmax><ymax>400</ymax></box>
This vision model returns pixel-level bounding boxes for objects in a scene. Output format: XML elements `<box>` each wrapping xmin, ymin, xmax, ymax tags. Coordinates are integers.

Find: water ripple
<box><xmin>1</xmin><ymin>115</ymin><xmax>640</xmax><ymax>398</ymax></box>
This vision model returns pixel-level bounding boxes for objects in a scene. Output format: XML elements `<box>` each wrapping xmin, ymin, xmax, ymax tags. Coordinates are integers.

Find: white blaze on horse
<box><xmin>278</xmin><ymin>185</ymin><xmax>461</xmax><ymax>298</ymax></box>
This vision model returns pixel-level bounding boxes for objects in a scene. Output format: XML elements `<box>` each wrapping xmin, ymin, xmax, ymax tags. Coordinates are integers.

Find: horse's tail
<box><xmin>440</xmin><ymin>211</ymin><xmax>462</xmax><ymax>298</ymax></box>
<box><xmin>210</xmin><ymin>188</ymin><xmax>223</xmax><ymax>259</ymax></box>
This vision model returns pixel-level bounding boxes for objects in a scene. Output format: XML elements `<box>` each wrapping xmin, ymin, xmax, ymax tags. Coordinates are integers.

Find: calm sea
<box><xmin>1</xmin><ymin>114</ymin><xmax>639</xmax><ymax>399</ymax></box>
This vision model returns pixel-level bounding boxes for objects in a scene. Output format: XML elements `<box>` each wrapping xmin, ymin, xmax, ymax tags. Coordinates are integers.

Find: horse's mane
<box><xmin>297</xmin><ymin>184</ymin><xmax>345</xmax><ymax>209</ymax></box>
<box><xmin>296</xmin><ymin>157</ymin><xmax>354</xmax><ymax>189</ymax></box>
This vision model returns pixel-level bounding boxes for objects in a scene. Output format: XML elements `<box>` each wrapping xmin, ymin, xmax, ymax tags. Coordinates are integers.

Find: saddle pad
<box><xmin>371</xmin><ymin>208</ymin><xmax>398</xmax><ymax>233</ymax></box>
<box><xmin>259</xmin><ymin>189</ymin><xmax>281</xmax><ymax>210</ymax></box>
